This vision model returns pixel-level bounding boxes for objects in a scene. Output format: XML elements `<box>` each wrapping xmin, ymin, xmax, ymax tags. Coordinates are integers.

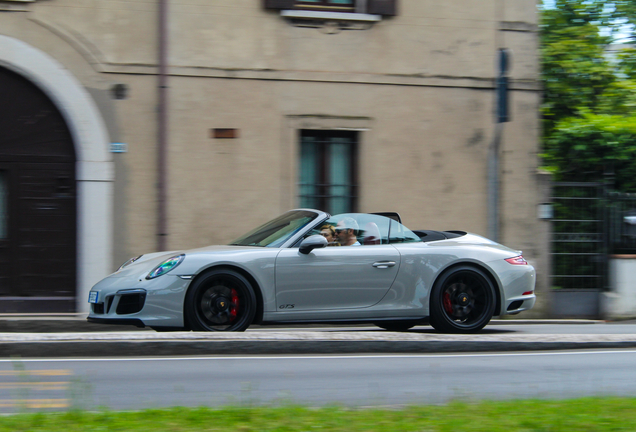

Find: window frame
<box><xmin>295</xmin><ymin>0</ymin><xmax>355</xmax><ymax>13</ymax></box>
<box><xmin>298</xmin><ymin>129</ymin><xmax>359</xmax><ymax>215</ymax></box>
<box><xmin>263</xmin><ymin>0</ymin><xmax>397</xmax><ymax>16</ymax></box>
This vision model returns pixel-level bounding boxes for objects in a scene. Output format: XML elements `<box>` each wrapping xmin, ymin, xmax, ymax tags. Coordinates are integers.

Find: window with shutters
<box><xmin>299</xmin><ymin>130</ymin><xmax>358</xmax><ymax>215</ymax></box>
<box><xmin>263</xmin><ymin>0</ymin><xmax>397</xmax><ymax>16</ymax></box>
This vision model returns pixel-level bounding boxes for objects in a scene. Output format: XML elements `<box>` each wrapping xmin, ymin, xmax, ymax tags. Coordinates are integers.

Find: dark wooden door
<box><xmin>0</xmin><ymin>67</ymin><xmax>77</xmax><ymax>312</ymax></box>
<box><xmin>0</xmin><ymin>164</ymin><xmax>15</xmax><ymax>296</ymax></box>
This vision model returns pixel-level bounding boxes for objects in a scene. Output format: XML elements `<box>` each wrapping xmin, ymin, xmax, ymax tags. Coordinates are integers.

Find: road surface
<box><xmin>0</xmin><ymin>349</ymin><xmax>635</xmax><ymax>412</ymax></box>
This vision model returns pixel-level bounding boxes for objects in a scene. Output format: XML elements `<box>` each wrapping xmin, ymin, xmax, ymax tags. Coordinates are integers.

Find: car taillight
<box><xmin>505</xmin><ymin>255</ymin><xmax>528</xmax><ymax>265</ymax></box>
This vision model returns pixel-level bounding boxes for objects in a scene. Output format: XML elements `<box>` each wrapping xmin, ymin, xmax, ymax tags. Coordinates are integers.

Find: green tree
<box><xmin>541</xmin><ymin>0</ymin><xmax>636</xmax><ymax>191</ymax></box>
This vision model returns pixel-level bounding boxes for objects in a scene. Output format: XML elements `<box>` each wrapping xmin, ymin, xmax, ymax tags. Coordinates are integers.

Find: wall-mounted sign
<box><xmin>110</xmin><ymin>142</ymin><xmax>128</xmax><ymax>153</ymax></box>
<box><xmin>211</xmin><ymin>128</ymin><xmax>239</xmax><ymax>139</ymax></box>
<box><xmin>537</xmin><ymin>203</ymin><xmax>553</xmax><ymax>220</ymax></box>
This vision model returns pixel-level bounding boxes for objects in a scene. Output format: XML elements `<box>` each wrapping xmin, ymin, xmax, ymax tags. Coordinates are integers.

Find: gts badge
<box><xmin>279</xmin><ymin>304</ymin><xmax>295</xmax><ymax>309</ymax></box>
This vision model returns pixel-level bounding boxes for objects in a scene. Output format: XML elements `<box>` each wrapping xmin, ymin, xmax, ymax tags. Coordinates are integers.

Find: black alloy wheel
<box><xmin>185</xmin><ymin>269</ymin><xmax>257</xmax><ymax>332</ymax></box>
<box><xmin>429</xmin><ymin>265</ymin><xmax>496</xmax><ymax>333</ymax></box>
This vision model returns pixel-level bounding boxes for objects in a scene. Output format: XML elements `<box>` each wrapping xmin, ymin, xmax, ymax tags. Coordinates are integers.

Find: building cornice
<box><xmin>98</xmin><ymin>64</ymin><xmax>541</xmax><ymax>91</ymax></box>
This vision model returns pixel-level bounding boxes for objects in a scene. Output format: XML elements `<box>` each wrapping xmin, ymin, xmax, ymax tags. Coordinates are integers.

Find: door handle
<box><xmin>373</xmin><ymin>261</ymin><xmax>396</xmax><ymax>269</ymax></box>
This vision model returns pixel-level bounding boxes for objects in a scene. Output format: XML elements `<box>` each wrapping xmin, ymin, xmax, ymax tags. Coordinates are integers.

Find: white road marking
<box><xmin>0</xmin><ymin>399</ymin><xmax>69</xmax><ymax>408</ymax></box>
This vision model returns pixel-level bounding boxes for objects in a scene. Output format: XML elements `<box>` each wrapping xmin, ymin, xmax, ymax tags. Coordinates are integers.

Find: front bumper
<box><xmin>87</xmin><ymin>273</ymin><xmax>192</xmax><ymax>328</ymax></box>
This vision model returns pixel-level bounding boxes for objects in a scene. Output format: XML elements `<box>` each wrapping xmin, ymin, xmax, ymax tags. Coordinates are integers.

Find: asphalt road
<box><xmin>1</xmin><ymin>349</ymin><xmax>635</xmax><ymax>412</ymax></box>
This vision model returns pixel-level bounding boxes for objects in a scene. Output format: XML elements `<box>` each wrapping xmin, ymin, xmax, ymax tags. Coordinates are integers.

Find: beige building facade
<box><xmin>0</xmin><ymin>0</ymin><xmax>549</xmax><ymax>316</ymax></box>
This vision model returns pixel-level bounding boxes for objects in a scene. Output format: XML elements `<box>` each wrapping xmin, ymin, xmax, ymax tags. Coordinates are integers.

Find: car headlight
<box><xmin>146</xmin><ymin>254</ymin><xmax>185</xmax><ymax>280</ymax></box>
<box><xmin>118</xmin><ymin>255</ymin><xmax>143</xmax><ymax>271</ymax></box>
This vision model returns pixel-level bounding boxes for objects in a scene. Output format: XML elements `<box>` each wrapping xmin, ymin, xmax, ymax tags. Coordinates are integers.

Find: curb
<box><xmin>3</xmin><ymin>340</ymin><xmax>636</xmax><ymax>359</ymax></box>
<box><xmin>2</xmin><ymin>330</ymin><xmax>636</xmax><ymax>358</ymax></box>
<box><xmin>0</xmin><ymin>318</ymin><xmax>633</xmax><ymax>358</ymax></box>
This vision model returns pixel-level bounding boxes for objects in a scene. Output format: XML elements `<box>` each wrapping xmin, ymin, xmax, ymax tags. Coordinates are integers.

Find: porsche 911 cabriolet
<box><xmin>87</xmin><ymin>209</ymin><xmax>535</xmax><ymax>333</ymax></box>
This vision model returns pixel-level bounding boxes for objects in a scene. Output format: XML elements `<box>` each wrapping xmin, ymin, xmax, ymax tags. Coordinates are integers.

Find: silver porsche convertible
<box><xmin>87</xmin><ymin>209</ymin><xmax>536</xmax><ymax>333</ymax></box>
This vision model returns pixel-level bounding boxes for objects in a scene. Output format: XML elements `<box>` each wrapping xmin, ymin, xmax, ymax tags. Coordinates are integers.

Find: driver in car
<box><xmin>335</xmin><ymin>217</ymin><xmax>361</xmax><ymax>246</ymax></box>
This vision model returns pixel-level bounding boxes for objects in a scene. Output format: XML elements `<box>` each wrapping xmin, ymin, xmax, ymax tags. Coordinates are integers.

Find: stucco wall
<box><xmin>0</xmin><ymin>0</ymin><xmax>544</xmax><ymax>310</ymax></box>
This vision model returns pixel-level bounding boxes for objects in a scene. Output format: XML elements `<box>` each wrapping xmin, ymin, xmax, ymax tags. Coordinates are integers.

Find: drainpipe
<box><xmin>488</xmin><ymin>48</ymin><xmax>510</xmax><ymax>243</ymax></box>
<box><xmin>157</xmin><ymin>0</ymin><xmax>168</xmax><ymax>251</ymax></box>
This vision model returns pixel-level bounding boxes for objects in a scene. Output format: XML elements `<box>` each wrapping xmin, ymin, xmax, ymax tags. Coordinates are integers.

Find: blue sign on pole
<box><xmin>496</xmin><ymin>48</ymin><xmax>510</xmax><ymax>123</ymax></box>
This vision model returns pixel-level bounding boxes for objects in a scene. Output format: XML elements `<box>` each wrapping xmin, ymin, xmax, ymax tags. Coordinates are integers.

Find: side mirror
<box><xmin>299</xmin><ymin>235</ymin><xmax>328</xmax><ymax>255</ymax></box>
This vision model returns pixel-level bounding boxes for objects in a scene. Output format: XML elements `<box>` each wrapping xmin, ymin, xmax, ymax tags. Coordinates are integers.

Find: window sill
<box><xmin>280</xmin><ymin>10</ymin><xmax>382</xmax><ymax>22</ymax></box>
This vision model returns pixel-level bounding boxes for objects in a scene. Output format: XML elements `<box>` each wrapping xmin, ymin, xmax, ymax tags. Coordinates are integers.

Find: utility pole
<box><xmin>487</xmin><ymin>48</ymin><xmax>510</xmax><ymax>242</ymax></box>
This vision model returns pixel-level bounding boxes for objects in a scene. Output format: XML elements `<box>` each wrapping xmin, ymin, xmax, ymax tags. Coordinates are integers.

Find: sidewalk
<box><xmin>1</xmin><ymin>315</ymin><xmax>635</xmax><ymax>358</ymax></box>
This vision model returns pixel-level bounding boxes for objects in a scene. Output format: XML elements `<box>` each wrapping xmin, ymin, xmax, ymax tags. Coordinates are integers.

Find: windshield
<box><xmin>230</xmin><ymin>210</ymin><xmax>319</xmax><ymax>247</ymax></box>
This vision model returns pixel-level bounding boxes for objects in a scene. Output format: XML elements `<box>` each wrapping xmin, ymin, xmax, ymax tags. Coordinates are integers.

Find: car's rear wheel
<box><xmin>185</xmin><ymin>269</ymin><xmax>256</xmax><ymax>332</ymax></box>
<box><xmin>429</xmin><ymin>265</ymin><xmax>496</xmax><ymax>333</ymax></box>
<box><xmin>374</xmin><ymin>321</ymin><xmax>418</xmax><ymax>332</ymax></box>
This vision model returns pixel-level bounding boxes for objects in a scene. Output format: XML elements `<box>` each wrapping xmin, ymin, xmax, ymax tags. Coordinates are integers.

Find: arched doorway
<box><xmin>0</xmin><ymin>66</ymin><xmax>76</xmax><ymax>312</ymax></box>
<box><xmin>1</xmin><ymin>35</ymin><xmax>114</xmax><ymax>314</ymax></box>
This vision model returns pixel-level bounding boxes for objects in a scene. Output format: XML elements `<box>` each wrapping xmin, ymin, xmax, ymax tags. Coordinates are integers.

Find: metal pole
<box><xmin>487</xmin><ymin>122</ymin><xmax>503</xmax><ymax>242</ymax></box>
<box><xmin>488</xmin><ymin>48</ymin><xmax>509</xmax><ymax>242</ymax></box>
<box><xmin>157</xmin><ymin>0</ymin><xmax>168</xmax><ymax>251</ymax></box>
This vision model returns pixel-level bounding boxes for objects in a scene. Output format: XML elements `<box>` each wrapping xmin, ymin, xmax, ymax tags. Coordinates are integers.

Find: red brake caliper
<box><xmin>229</xmin><ymin>288</ymin><xmax>239</xmax><ymax>322</ymax></box>
<box><xmin>443</xmin><ymin>292</ymin><xmax>453</xmax><ymax>315</ymax></box>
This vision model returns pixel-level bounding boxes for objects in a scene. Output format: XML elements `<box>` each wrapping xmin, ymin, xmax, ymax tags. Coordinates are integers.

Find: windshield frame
<box><xmin>229</xmin><ymin>209</ymin><xmax>329</xmax><ymax>248</ymax></box>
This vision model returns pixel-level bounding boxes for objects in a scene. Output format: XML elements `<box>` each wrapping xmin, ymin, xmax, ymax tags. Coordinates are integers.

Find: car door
<box><xmin>274</xmin><ymin>244</ymin><xmax>401</xmax><ymax>311</ymax></box>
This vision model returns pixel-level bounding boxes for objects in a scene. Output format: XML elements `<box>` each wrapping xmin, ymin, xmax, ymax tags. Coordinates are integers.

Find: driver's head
<box><xmin>336</xmin><ymin>217</ymin><xmax>359</xmax><ymax>245</ymax></box>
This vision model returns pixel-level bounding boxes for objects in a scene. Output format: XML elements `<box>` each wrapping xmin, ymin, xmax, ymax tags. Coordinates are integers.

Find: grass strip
<box><xmin>0</xmin><ymin>397</ymin><xmax>635</xmax><ymax>431</ymax></box>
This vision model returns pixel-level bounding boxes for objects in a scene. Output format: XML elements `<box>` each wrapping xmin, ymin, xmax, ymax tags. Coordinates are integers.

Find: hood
<box><xmin>109</xmin><ymin>244</ymin><xmax>267</xmax><ymax>279</ymax></box>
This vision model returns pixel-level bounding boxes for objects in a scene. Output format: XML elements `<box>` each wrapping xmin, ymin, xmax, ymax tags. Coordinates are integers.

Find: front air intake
<box><xmin>92</xmin><ymin>303</ymin><xmax>104</xmax><ymax>314</ymax></box>
<box><xmin>116</xmin><ymin>292</ymin><xmax>147</xmax><ymax>315</ymax></box>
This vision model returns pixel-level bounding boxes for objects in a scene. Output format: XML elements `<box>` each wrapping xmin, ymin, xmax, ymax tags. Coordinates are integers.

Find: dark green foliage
<box><xmin>541</xmin><ymin>0</ymin><xmax>636</xmax><ymax>191</ymax></box>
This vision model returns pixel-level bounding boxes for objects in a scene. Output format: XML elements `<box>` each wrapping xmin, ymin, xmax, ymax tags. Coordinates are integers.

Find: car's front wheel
<box><xmin>185</xmin><ymin>269</ymin><xmax>257</xmax><ymax>332</ymax></box>
<box><xmin>429</xmin><ymin>265</ymin><xmax>496</xmax><ymax>333</ymax></box>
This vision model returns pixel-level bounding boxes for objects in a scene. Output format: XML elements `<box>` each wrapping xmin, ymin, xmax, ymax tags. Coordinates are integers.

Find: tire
<box><xmin>429</xmin><ymin>265</ymin><xmax>496</xmax><ymax>334</ymax></box>
<box><xmin>185</xmin><ymin>269</ymin><xmax>257</xmax><ymax>332</ymax></box>
<box><xmin>375</xmin><ymin>321</ymin><xmax>418</xmax><ymax>332</ymax></box>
